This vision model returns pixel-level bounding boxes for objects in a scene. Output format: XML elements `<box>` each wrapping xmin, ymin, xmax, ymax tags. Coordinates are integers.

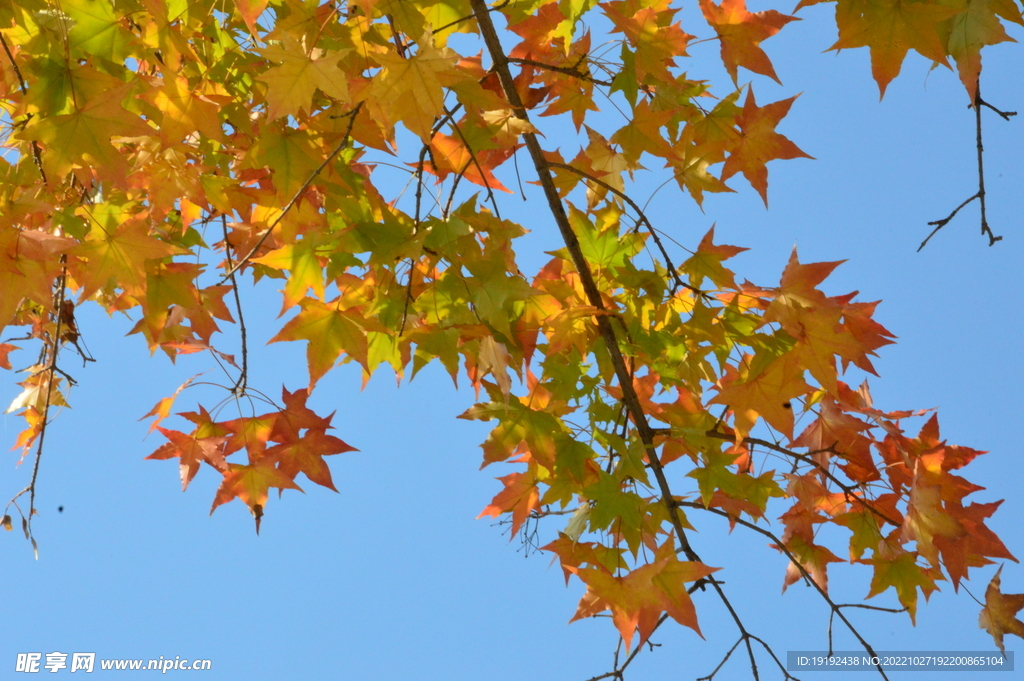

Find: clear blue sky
<box><xmin>2</xmin><ymin>3</ymin><xmax>1021</xmax><ymax>680</ymax></box>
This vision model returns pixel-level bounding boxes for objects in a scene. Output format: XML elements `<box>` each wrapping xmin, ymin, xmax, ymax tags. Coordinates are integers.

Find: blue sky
<box><xmin>2</xmin><ymin>3</ymin><xmax>1022</xmax><ymax>680</ymax></box>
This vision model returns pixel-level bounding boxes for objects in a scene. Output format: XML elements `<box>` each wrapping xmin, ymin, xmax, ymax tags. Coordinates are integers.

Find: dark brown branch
<box><xmin>6</xmin><ymin>261</ymin><xmax>74</xmax><ymax>557</ymax></box>
<box><xmin>221</xmin><ymin>102</ymin><xmax>363</xmax><ymax>281</ymax></box>
<box><xmin>920</xmin><ymin>80</ymin><xmax>1006</xmax><ymax>251</ymax></box>
<box><xmin>978</xmin><ymin>96</ymin><xmax>1016</xmax><ymax>121</ymax></box>
<box><xmin>508</xmin><ymin>57</ymin><xmax>613</xmax><ymax>87</ymax></box>
<box><xmin>471</xmin><ymin>2</ymin><xmax>761</xmax><ymax>678</ymax></box>
<box><xmin>221</xmin><ymin>215</ymin><xmax>249</xmax><ymax>395</ymax></box>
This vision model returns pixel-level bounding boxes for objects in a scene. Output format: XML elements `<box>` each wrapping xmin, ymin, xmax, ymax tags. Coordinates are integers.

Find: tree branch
<box><xmin>920</xmin><ymin>80</ymin><xmax>1008</xmax><ymax>251</ymax></box>
<box><xmin>678</xmin><ymin>500</ymin><xmax>891</xmax><ymax>680</ymax></box>
<box><xmin>221</xmin><ymin>215</ymin><xmax>249</xmax><ymax>395</ymax></box>
<box><xmin>471</xmin><ymin>2</ymin><xmax>766</xmax><ymax>677</ymax></box>
<box><xmin>508</xmin><ymin>57</ymin><xmax>613</xmax><ymax>87</ymax></box>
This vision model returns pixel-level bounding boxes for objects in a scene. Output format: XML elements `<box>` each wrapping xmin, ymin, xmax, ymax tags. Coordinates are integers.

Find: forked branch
<box><xmin>919</xmin><ymin>80</ymin><xmax>1013</xmax><ymax>251</ymax></box>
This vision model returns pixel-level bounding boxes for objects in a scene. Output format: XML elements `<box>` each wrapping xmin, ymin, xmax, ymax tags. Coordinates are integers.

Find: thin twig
<box><xmin>221</xmin><ymin>215</ymin><xmax>248</xmax><ymax>394</ymax></box>
<box><xmin>920</xmin><ymin>80</ymin><xmax>1007</xmax><ymax>251</ymax></box>
<box><xmin>0</xmin><ymin>34</ymin><xmax>46</xmax><ymax>182</ymax></box>
<box><xmin>678</xmin><ymin>501</ymin><xmax>890</xmax><ymax>681</ymax></box>
<box><xmin>10</xmin><ymin>261</ymin><xmax>73</xmax><ymax>557</ymax></box>
<box><xmin>508</xmin><ymin>57</ymin><xmax>613</xmax><ymax>87</ymax></box>
<box><xmin>444</xmin><ymin>115</ymin><xmax>502</xmax><ymax>220</ymax></box>
<box><xmin>548</xmin><ymin>161</ymin><xmax>703</xmax><ymax>297</ymax></box>
<box><xmin>433</xmin><ymin>0</ymin><xmax>509</xmax><ymax>36</ymax></box>
<box><xmin>827</xmin><ymin>604</ymin><xmax>905</xmax><ymax>655</ymax></box>
<box><xmin>706</xmin><ymin>429</ymin><xmax>902</xmax><ymax>528</ymax></box>
<box><xmin>221</xmin><ymin>103</ymin><xmax>363</xmax><ymax>280</ymax></box>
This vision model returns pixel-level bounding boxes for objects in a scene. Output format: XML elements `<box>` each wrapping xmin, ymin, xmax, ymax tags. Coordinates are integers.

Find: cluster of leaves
<box><xmin>1</xmin><ymin>0</ymin><xmax>1021</xmax><ymax>667</ymax></box>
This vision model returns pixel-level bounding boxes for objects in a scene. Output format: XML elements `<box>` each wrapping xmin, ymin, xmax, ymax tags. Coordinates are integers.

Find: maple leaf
<box><xmin>765</xmin><ymin>250</ymin><xmax>893</xmax><ymax>394</ymax></box>
<box><xmin>211</xmin><ymin>455</ymin><xmax>305</xmax><ymax>533</ymax></box>
<box><xmin>902</xmin><ymin>472</ymin><xmax>967</xmax><ymax>570</ymax></box>
<box><xmin>147</xmin><ymin>428</ymin><xmax>228</xmax><ymax>491</ymax></box>
<box><xmin>477</xmin><ymin>471</ymin><xmax>541</xmax><ymax>537</ymax></box>
<box><xmin>572</xmin><ymin>545</ymin><xmax>719</xmax><ymax>651</ymax></box>
<box><xmin>699</xmin><ymin>0</ymin><xmax>798</xmax><ymax>84</ymax></box>
<box><xmin>370</xmin><ymin>32</ymin><xmax>458</xmax><ymax>141</ymax></box>
<box><xmin>939</xmin><ymin>0</ymin><xmax>1022</xmax><ymax>100</ymax></box>
<box><xmin>603</xmin><ymin>0</ymin><xmax>695</xmax><ymax>80</ymax></box>
<box><xmin>423</xmin><ymin>133</ymin><xmax>514</xmax><ymax>193</ymax></box>
<box><xmin>253</xmin><ymin>239</ymin><xmax>329</xmax><ymax>312</ymax></box>
<box><xmin>979</xmin><ymin>566</ymin><xmax>1024</xmax><ymax>655</ymax></box>
<box><xmin>793</xmin><ymin>397</ymin><xmax>880</xmax><ymax>482</ymax></box>
<box><xmin>867</xmin><ymin>547</ymin><xmax>939</xmax><ymax>623</ymax></box>
<box><xmin>0</xmin><ymin>228</ymin><xmax>71</xmax><ymax>332</ymax></box>
<box><xmin>720</xmin><ymin>89</ymin><xmax>812</xmax><ymax>206</ymax></box>
<box><xmin>139</xmin><ymin>374</ymin><xmax>201</xmax><ymax>434</ymax></box>
<box><xmin>781</xmin><ymin>532</ymin><xmax>844</xmax><ymax>593</ymax></box>
<box><xmin>233</xmin><ymin>0</ymin><xmax>269</xmax><ymax>36</ymax></box>
<box><xmin>69</xmin><ymin>207</ymin><xmax>189</xmax><ymax>299</ymax></box>
<box><xmin>541</xmin><ymin>535</ymin><xmax>606</xmax><ymax>584</ymax></box>
<box><xmin>830</xmin><ymin>0</ymin><xmax>960</xmax><ymax>97</ymax></box>
<box><xmin>0</xmin><ymin>344</ymin><xmax>17</xmax><ymax>370</ymax></box>
<box><xmin>266</xmin><ymin>387</ymin><xmax>357</xmax><ymax>491</ymax></box>
<box><xmin>269</xmin><ymin>428</ymin><xmax>355</xmax><ymax>491</ymax></box>
<box><xmin>269</xmin><ymin>297</ymin><xmax>371</xmax><ymax>388</ymax></box>
<box><xmin>680</xmin><ymin>226</ymin><xmax>748</xmax><ymax>289</ymax></box>
<box><xmin>259</xmin><ymin>35</ymin><xmax>351</xmax><ymax>121</ymax></box>
<box><xmin>711</xmin><ymin>352</ymin><xmax>811</xmax><ymax>440</ymax></box>
<box><xmin>63</xmin><ymin>0</ymin><xmax>134</xmax><ymax>62</ymax></box>
<box><xmin>144</xmin><ymin>75</ymin><xmax>227</xmax><ymax>147</ymax></box>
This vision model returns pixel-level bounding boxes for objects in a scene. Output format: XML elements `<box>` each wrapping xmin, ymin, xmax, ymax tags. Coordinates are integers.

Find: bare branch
<box><xmin>920</xmin><ymin>80</ymin><xmax>1008</xmax><ymax>251</ymax></box>
<box><xmin>508</xmin><ymin>57</ymin><xmax>613</xmax><ymax>87</ymax></box>
<box><xmin>221</xmin><ymin>215</ymin><xmax>249</xmax><ymax>395</ymax></box>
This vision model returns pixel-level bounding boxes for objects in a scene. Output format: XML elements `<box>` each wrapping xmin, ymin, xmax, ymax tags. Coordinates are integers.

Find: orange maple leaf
<box><xmin>829</xmin><ymin>0</ymin><xmax>959</xmax><ymax>98</ymax></box>
<box><xmin>720</xmin><ymin>89</ymin><xmax>812</xmax><ymax>206</ymax></box>
<box><xmin>979</xmin><ymin>566</ymin><xmax>1024</xmax><ymax>655</ymax></box>
<box><xmin>571</xmin><ymin>548</ymin><xmax>719</xmax><ymax>651</ymax></box>
<box><xmin>210</xmin><ymin>455</ymin><xmax>304</xmax><ymax>532</ymax></box>
<box><xmin>147</xmin><ymin>428</ymin><xmax>228</xmax><ymax>491</ymax></box>
<box><xmin>711</xmin><ymin>351</ymin><xmax>811</xmax><ymax>440</ymax></box>
<box><xmin>477</xmin><ymin>471</ymin><xmax>541</xmax><ymax>537</ymax></box>
<box><xmin>699</xmin><ymin>0</ymin><xmax>797</xmax><ymax>84</ymax></box>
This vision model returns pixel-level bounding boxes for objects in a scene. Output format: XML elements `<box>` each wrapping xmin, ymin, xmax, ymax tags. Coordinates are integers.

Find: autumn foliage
<box><xmin>1</xmin><ymin>0</ymin><xmax>1021</xmax><ymax>669</ymax></box>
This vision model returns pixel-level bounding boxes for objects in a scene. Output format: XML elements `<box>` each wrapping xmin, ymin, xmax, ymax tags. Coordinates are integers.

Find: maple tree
<box><xmin>0</xmin><ymin>0</ymin><xmax>1021</xmax><ymax>677</ymax></box>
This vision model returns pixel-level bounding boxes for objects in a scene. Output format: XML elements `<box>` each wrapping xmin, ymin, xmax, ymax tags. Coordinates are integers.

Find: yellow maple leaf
<box><xmin>370</xmin><ymin>31</ymin><xmax>457</xmax><ymax>141</ymax></box>
<box><xmin>259</xmin><ymin>34</ymin><xmax>351</xmax><ymax>120</ymax></box>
